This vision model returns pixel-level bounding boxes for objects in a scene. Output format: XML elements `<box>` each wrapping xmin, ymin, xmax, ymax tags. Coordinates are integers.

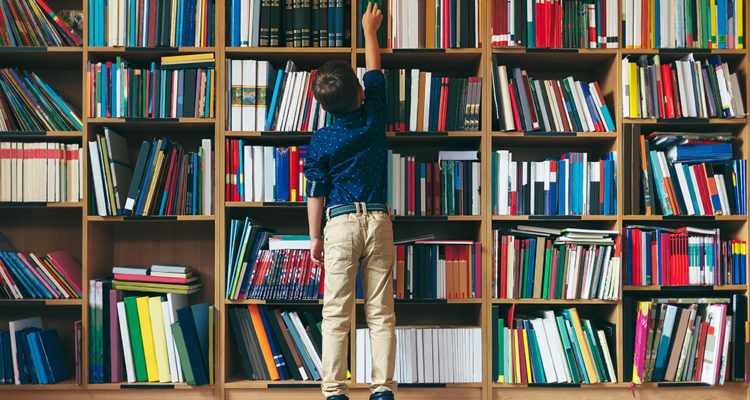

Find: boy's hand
<box><xmin>362</xmin><ymin>2</ymin><xmax>383</xmax><ymax>35</ymax></box>
<box><xmin>311</xmin><ymin>237</ymin><xmax>324</xmax><ymax>267</ymax></box>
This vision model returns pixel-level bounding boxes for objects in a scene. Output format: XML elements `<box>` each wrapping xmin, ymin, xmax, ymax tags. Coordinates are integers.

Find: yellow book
<box><xmin>711</xmin><ymin>0</ymin><xmax>717</xmax><ymax>48</ymax></box>
<box><xmin>142</xmin><ymin>143</ymin><xmax>167</xmax><ymax>214</ymax></box>
<box><xmin>136</xmin><ymin>296</ymin><xmax>159</xmax><ymax>381</ymax></box>
<box><xmin>512</xmin><ymin>329</ymin><xmax>520</xmax><ymax>383</ymax></box>
<box><xmin>98</xmin><ymin>136</ymin><xmax>117</xmax><ymax>212</ymax></box>
<box><xmin>565</xmin><ymin>308</ymin><xmax>599</xmax><ymax>383</ymax></box>
<box><xmin>160</xmin><ymin>53</ymin><xmax>215</xmax><ymax>64</ymax></box>
<box><xmin>629</xmin><ymin>62</ymin><xmax>639</xmax><ymax>118</ymax></box>
<box><xmin>208</xmin><ymin>305</ymin><xmax>214</xmax><ymax>385</ymax></box>
<box><xmin>649</xmin><ymin>0</ymin><xmax>655</xmax><ymax>48</ymax></box>
<box><xmin>522</xmin><ymin>328</ymin><xmax>532</xmax><ymax>382</ymax></box>
<box><xmin>148</xmin><ymin>296</ymin><xmax>171</xmax><ymax>382</ymax></box>
<box><xmin>737</xmin><ymin>0</ymin><xmax>743</xmax><ymax>48</ymax></box>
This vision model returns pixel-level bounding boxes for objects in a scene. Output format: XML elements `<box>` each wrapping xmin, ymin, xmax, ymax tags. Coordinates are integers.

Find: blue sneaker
<box><xmin>370</xmin><ymin>391</ymin><xmax>395</xmax><ymax>400</ymax></box>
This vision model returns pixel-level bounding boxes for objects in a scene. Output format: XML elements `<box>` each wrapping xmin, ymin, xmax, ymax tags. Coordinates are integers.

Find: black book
<box><xmin>270</xmin><ymin>0</ymin><xmax>281</xmax><ymax>46</ymax></box>
<box><xmin>259</xmin><ymin>0</ymin><xmax>270</xmax><ymax>46</ymax></box>
<box><xmin>459</xmin><ymin>0</ymin><xmax>469</xmax><ymax>48</ymax></box>
<box><xmin>284</xmin><ymin>0</ymin><xmax>294</xmax><ymax>46</ymax></box>
<box><xmin>534</xmin><ymin>167</ymin><xmax>544</xmax><ymax>215</ymax></box>
<box><xmin>445</xmin><ymin>78</ymin><xmax>457</xmax><ymax>130</ymax></box>
<box><xmin>312</xmin><ymin>0</ymin><xmax>320</xmax><ymax>47</ymax></box>
<box><xmin>590</xmin><ymin>173</ymin><xmax>600</xmax><ymax>215</ymax></box>
<box><xmin>300</xmin><ymin>0</ymin><xmax>311</xmax><ymax>47</ymax></box>
<box><xmin>714</xmin><ymin>162</ymin><xmax>738</xmax><ymax>214</ymax></box>
<box><xmin>228</xmin><ymin>307</ymin><xmax>255</xmax><ymax>380</ymax></box>
<box><xmin>240</xmin><ymin>307</ymin><xmax>271</xmax><ymax>380</ymax></box>
<box><xmin>463</xmin><ymin>161</ymin><xmax>471</xmax><ymax>215</ymax></box>
<box><xmin>467</xmin><ymin>0</ymin><xmax>475</xmax><ymax>47</ymax></box>
<box><xmin>182</xmin><ymin>68</ymin><xmax>197</xmax><ymax>118</ymax></box>
<box><xmin>491</xmin><ymin>306</ymin><xmax>499</xmax><ymax>381</ymax></box>
<box><xmin>449</xmin><ymin>0</ymin><xmax>456</xmax><ymax>48</ymax></box>
<box><xmin>454</xmin><ymin>161</ymin><xmax>462</xmax><ymax>215</ymax></box>
<box><xmin>319</xmin><ymin>0</ymin><xmax>328</xmax><ymax>47</ymax></box>
<box><xmin>301</xmin><ymin>312</ymin><xmax>322</xmax><ymax>351</ymax></box>
<box><xmin>510</xmin><ymin>73</ymin><xmax>528</xmax><ymax>131</ymax></box>
<box><xmin>732</xmin><ymin>294</ymin><xmax>747</xmax><ymax>381</ymax></box>
<box><xmin>536</xmin><ymin>80</ymin><xmax>556</xmax><ymax>131</ymax></box>
<box><xmin>459</xmin><ymin>78</ymin><xmax>469</xmax><ymax>130</ymax></box>
<box><xmin>165</xmin><ymin>71</ymin><xmax>173</xmax><ymax>117</ymax></box>
<box><xmin>491</xmin><ymin>55</ymin><xmax>503</xmax><ymax>130</ymax></box>
<box><xmin>261</xmin><ymin>306</ymin><xmax>301</xmax><ymax>380</ymax></box>
<box><xmin>528</xmin><ymin>80</ymin><xmax>546</xmax><ymax>131</ymax></box>
<box><xmin>622</xmin><ymin>296</ymin><xmax>634</xmax><ymax>382</ymax></box>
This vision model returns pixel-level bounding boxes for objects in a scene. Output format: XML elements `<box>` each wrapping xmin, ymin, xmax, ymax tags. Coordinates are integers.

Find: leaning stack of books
<box><xmin>1</xmin><ymin>316</ymin><xmax>75</xmax><ymax>385</ymax></box>
<box><xmin>110</xmin><ymin>265</ymin><xmax>202</xmax><ymax>294</ymax></box>
<box><xmin>228</xmin><ymin>305</ymin><xmax>324</xmax><ymax>381</ymax></box>
<box><xmin>0</xmin><ymin>0</ymin><xmax>82</xmax><ymax>46</ymax></box>
<box><xmin>630</xmin><ymin>296</ymin><xmax>747</xmax><ymax>385</ymax></box>
<box><xmin>0</xmin><ymin>142</ymin><xmax>83</xmax><ymax>202</ymax></box>
<box><xmin>0</xmin><ymin>247</ymin><xmax>82</xmax><ymax>300</ymax></box>
<box><xmin>492</xmin><ymin>306</ymin><xmax>617</xmax><ymax>384</ymax></box>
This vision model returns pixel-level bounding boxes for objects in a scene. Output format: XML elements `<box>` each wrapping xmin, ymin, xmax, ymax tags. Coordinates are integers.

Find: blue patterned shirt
<box><xmin>304</xmin><ymin>70</ymin><xmax>387</xmax><ymax>209</ymax></box>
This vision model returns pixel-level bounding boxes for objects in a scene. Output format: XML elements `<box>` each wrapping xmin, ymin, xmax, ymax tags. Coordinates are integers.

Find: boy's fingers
<box><xmin>366</xmin><ymin>1</ymin><xmax>373</xmax><ymax>13</ymax></box>
<box><xmin>371</xmin><ymin>2</ymin><xmax>379</xmax><ymax>12</ymax></box>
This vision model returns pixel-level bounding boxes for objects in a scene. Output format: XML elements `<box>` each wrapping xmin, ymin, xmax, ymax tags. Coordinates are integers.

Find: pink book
<box><xmin>633</xmin><ymin>301</ymin><xmax>652</xmax><ymax>383</ymax></box>
<box><xmin>109</xmin><ymin>289</ymin><xmax>124</xmax><ymax>382</ymax></box>
<box><xmin>46</xmin><ymin>250</ymin><xmax>82</xmax><ymax>296</ymax></box>
<box><xmin>113</xmin><ymin>274</ymin><xmax>191</xmax><ymax>284</ymax></box>
<box><xmin>473</xmin><ymin>242</ymin><xmax>482</xmax><ymax>298</ymax></box>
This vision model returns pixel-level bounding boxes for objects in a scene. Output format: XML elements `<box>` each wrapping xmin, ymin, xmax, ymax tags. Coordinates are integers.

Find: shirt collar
<box><xmin>334</xmin><ymin>106</ymin><xmax>365</xmax><ymax>123</ymax></box>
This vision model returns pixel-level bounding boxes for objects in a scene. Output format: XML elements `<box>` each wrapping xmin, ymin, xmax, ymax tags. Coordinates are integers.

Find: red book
<box><xmin>508</xmin><ymin>81</ymin><xmax>522</xmax><ymax>132</ymax></box>
<box><xmin>159</xmin><ymin>148</ymin><xmax>178</xmax><ymax>211</ymax></box>
<box><xmin>289</xmin><ymin>146</ymin><xmax>300</xmax><ymax>201</ymax></box>
<box><xmin>225</xmin><ymin>139</ymin><xmax>230</xmax><ymax>201</ymax></box>
<box><xmin>168</xmin><ymin>151</ymin><xmax>184</xmax><ymax>214</ymax></box>
<box><xmin>17</xmin><ymin>253</ymin><xmax>59</xmax><ymax>298</ymax></box>
<box><xmin>693</xmin><ymin>164</ymin><xmax>714</xmax><ymax>215</ymax></box>
<box><xmin>632</xmin><ymin>228</ymin><xmax>640</xmax><ymax>285</ymax></box>
<box><xmin>147</xmin><ymin>0</ymin><xmax>156</xmax><ymax>46</ymax></box>
<box><xmin>599</xmin><ymin>0</ymin><xmax>606</xmax><ymax>47</ymax></box>
<box><xmin>661</xmin><ymin>64</ymin><xmax>676</xmax><ymax>118</ymax></box>
<box><xmin>231</xmin><ymin>139</ymin><xmax>238</xmax><ymax>201</ymax></box>
<box><xmin>302</xmin><ymin>70</ymin><xmax>317</xmax><ymax>130</ymax></box>
<box><xmin>439</xmin><ymin>77</ymin><xmax>448</xmax><ymax>131</ymax></box>
<box><xmin>113</xmin><ymin>274</ymin><xmax>193</xmax><ymax>284</ymax></box>
<box><xmin>425</xmin><ymin>163</ymin><xmax>433</xmax><ymax>215</ymax></box>
<box><xmin>443</xmin><ymin>0</ymin><xmax>449</xmax><ymax>47</ymax></box>
<box><xmin>500</xmin><ymin>236</ymin><xmax>508</xmax><ymax>298</ymax></box>
<box><xmin>694</xmin><ymin>320</ymin><xmax>709</xmax><ymax>380</ymax></box>
<box><xmin>671</xmin><ymin>67</ymin><xmax>682</xmax><ymax>118</ymax></box>
<box><xmin>473</xmin><ymin>242</ymin><xmax>481</xmax><ymax>298</ymax></box>
<box><xmin>517</xmin><ymin>327</ymin><xmax>528</xmax><ymax>383</ymax></box>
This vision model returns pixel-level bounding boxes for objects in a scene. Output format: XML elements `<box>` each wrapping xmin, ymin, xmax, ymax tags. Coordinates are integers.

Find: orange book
<box><xmin>452</xmin><ymin>245</ymin><xmax>460</xmax><ymax>298</ymax></box>
<box><xmin>416</xmin><ymin>71</ymin><xmax>426</xmax><ymax>130</ymax></box>
<box><xmin>458</xmin><ymin>245</ymin><xmax>468</xmax><ymax>298</ymax></box>
<box><xmin>396</xmin><ymin>246</ymin><xmax>405</xmax><ymax>299</ymax></box>
<box><xmin>445</xmin><ymin>245</ymin><xmax>454</xmax><ymax>298</ymax></box>
<box><xmin>247</xmin><ymin>305</ymin><xmax>281</xmax><ymax>380</ymax></box>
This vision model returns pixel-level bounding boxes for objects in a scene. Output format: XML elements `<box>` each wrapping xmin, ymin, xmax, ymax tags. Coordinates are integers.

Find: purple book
<box><xmin>109</xmin><ymin>289</ymin><xmax>124</xmax><ymax>382</ymax></box>
<box><xmin>74</xmin><ymin>320</ymin><xmax>82</xmax><ymax>385</ymax></box>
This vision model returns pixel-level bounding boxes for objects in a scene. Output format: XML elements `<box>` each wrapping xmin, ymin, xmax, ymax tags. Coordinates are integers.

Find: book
<box><xmin>0</xmin><ymin>249</ymin><xmax>82</xmax><ymax>300</ymax></box>
<box><xmin>0</xmin><ymin>142</ymin><xmax>82</xmax><ymax>203</ymax></box>
<box><xmin>0</xmin><ymin>68</ymin><xmax>82</xmax><ymax>131</ymax></box>
<box><xmin>224</xmin><ymin>143</ymin><xmax>310</xmax><ymax>202</ymax></box>
<box><xmin>0</xmin><ymin>0</ymin><xmax>82</xmax><ymax>46</ymax></box>
<box><xmin>394</xmin><ymin>241</ymin><xmax>482</xmax><ymax>299</ymax></box>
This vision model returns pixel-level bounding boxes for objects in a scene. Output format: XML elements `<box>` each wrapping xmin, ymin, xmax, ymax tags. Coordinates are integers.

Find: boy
<box><xmin>304</xmin><ymin>3</ymin><xmax>396</xmax><ymax>400</ymax></box>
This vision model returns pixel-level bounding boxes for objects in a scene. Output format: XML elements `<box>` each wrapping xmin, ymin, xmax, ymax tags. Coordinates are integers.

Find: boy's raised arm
<box><xmin>362</xmin><ymin>2</ymin><xmax>383</xmax><ymax>71</ymax></box>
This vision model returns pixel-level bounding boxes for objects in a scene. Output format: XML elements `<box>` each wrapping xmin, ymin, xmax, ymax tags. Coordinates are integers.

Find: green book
<box><xmin>440</xmin><ymin>160</ymin><xmax>449</xmax><ymax>215</ymax></box>
<box><xmin>542</xmin><ymin>245</ymin><xmax>552</xmax><ymax>299</ymax></box>
<box><xmin>527</xmin><ymin>325</ymin><xmax>546</xmax><ymax>383</ymax></box>
<box><xmin>555</xmin><ymin>315</ymin><xmax>581</xmax><ymax>383</ymax></box>
<box><xmin>555</xmin><ymin>245</ymin><xmax>566</xmax><ymax>299</ymax></box>
<box><xmin>582</xmin><ymin>319</ymin><xmax>607</xmax><ymax>382</ymax></box>
<box><xmin>124</xmin><ymin>296</ymin><xmax>148</xmax><ymax>381</ymax></box>
<box><xmin>208</xmin><ymin>305</ymin><xmax>215</xmax><ymax>385</ymax></box>
<box><xmin>497</xmin><ymin>318</ymin><xmax>504</xmax><ymax>382</ymax></box>
<box><xmin>171</xmin><ymin>321</ymin><xmax>195</xmax><ymax>385</ymax></box>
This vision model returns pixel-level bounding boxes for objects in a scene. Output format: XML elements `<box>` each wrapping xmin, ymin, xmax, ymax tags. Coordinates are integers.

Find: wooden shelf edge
<box><xmin>87</xmin><ymin>215</ymin><xmax>215</xmax><ymax>222</ymax></box>
<box><xmin>491</xmin><ymin>298</ymin><xmax>619</xmax><ymax>304</ymax></box>
<box><xmin>623</xmin><ymin>285</ymin><xmax>748</xmax><ymax>292</ymax></box>
<box><xmin>0</xmin><ymin>299</ymin><xmax>83</xmax><ymax>306</ymax></box>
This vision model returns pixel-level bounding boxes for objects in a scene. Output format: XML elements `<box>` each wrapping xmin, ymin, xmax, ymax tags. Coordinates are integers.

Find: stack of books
<box><xmin>110</xmin><ymin>265</ymin><xmax>202</xmax><ymax>294</ymax></box>
<box><xmin>87</xmin><ymin>54</ymin><xmax>215</xmax><ymax>119</ymax></box>
<box><xmin>1</xmin><ymin>316</ymin><xmax>74</xmax><ymax>385</ymax></box>
<box><xmin>225</xmin><ymin>142</ymin><xmax>309</xmax><ymax>202</ymax></box>
<box><xmin>622</xmin><ymin>54</ymin><xmax>746</xmax><ymax>119</ymax></box>
<box><xmin>88</xmin><ymin>0</ymin><xmax>215</xmax><ymax>47</ymax></box>
<box><xmin>637</xmin><ymin>132</ymin><xmax>746</xmax><ymax>216</ymax></box>
<box><xmin>356</xmin><ymin>326</ymin><xmax>483</xmax><ymax>384</ymax></box>
<box><xmin>492</xmin><ymin>150</ymin><xmax>618</xmax><ymax>216</ymax></box>
<box><xmin>625</xmin><ymin>226</ymin><xmax>746</xmax><ymax>286</ymax></box>
<box><xmin>229</xmin><ymin>305</ymin><xmax>324</xmax><ymax>381</ymax></box>
<box><xmin>491</xmin><ymin>0</ymin><xmax>619</xmax><ymax>48</ymax></box>
<box><xmin>622</xmin><ymin>0</ymin><xmax>744</xmax><ymax>48</ymax></box>
<box><xmin>0</xmin><ymin>0</ymin><xmax>82</xmax><ymax>46</ymax></box>
<box><xmin>227</xmin><ymin>59</ymin><xmax>332</xmax><ymax>132</ymax></box>
<box><xmin>389</xmin><ymin>150</ymin><xmax>480</xmax><ymax>216</ymax></box>
<box><xmin>0</xmin><ymin>68</ymin><xmax>83</xmax><ymax>132</ymax></box>
<box><xmin>492</xmin><ymin>306</ymin><xmax>617</xmax><ymax>384</ymax></box>
<box><xmin>630</xmin><ymin>296</ymin><xmax>747</xmax><ymax>385</ymax></box>
<box><xmin>0</xmin><ymin>142</ymin><xmax>82</xmax><ymax>202</ymax></box>
<box><xmin>229</xmin><ymin>0</ymin><xmax>346</xmax><ymax>47</ymax></box>
<box><xmin>356</xmin><ymin>68</ymin><xmax>482</xmax><ymax>132</ymax></box>
<box><xmin>0</xmin><ymin>247</ymin><xmax>82</xmax><ymax>300</ymax></box>
<box><xmin>356</xmin><ymin>0</ymin><xmax>482</xmax><ymax>48</ymax></box>
<box><xmin>88</xmin><ymin>284</ymin><xmax>214</xmax><ymax>385</ymax></box>
<box><xmin>492</xmin><ymin>57</ymin><xmax>616</xmax><ymax>133</ymax></box>
<box><xmin>90</xmin><ymin>136</ymin><xmax>214</xmax><ymax>216</ymax></box>
<box><xmin>492</xmin><ymin>226</ymin><xmax>621</xmax><ymax>300</ymax></box>
<box><xmin>394</xmin><ymin>240</ymin><xmax>482</xmax><ymax>299</ymax></box>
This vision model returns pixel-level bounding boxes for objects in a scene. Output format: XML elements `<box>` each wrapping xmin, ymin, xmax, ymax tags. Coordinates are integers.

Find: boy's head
<box><xmin>312</xmin><ymin>60</ymin><xmax>364</xmax><ymax>117</ymax></box>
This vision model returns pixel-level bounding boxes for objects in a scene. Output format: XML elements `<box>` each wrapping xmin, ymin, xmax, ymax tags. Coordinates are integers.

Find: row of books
<box><xmin>355</xmin><ymin>326</ymin><xmax>482</xmax><ymax>384</ymax></box>
<box><xmin>88</xmin><ymin>53</ymin><xmax>215</xmax><ymax>119</ymax></box>
<box><xmin>89</xmin><ymin>0</ymin><xmax>214</xmax><ymax>47</ymax></box>
<box><xmin>229</xmin><ymin>0</ymin><xmax>346</xmax><ymax>47</ymax></box>
<box><xmin>0</xmin><ymin>0</ymin><xmax>82</xmax><ymax>46</ymax></box>
<box><xmin>356</xmin><ymin>68</ymin><xmax>482</xmax><ymax>132</ymax></box>
<box><xmin>0</xmin><ymin>142</ymin><xmax>82</xmax><ymax>203</ymax></box>
<box><xmin>0</xmin><ymin>68</ymin><xmax>82</xmax><ymax>132</ymax></box>
<box><xmin>490</xmin><ymin>0</ymin><xmax>619</xmax><ymax>48</ymax></box>
<box><xmin>111</xmin><ymin>264</ymin><xmax>202</xmax><ymax>294</ymax></box>
<box><xmin>356</xmin><ymin>0</ymin><xmax>481</xmax><ymax>49</ymax></box>
<box><xmin>622</xmin><ymin>54</ymin><xmax>746</xmax><ymax>119</ymax></box>
<box><xmin>0</xmin><ymin>246</ymin><xmax>82</xmax><ymax>300</ymax></box>
<box><xmin>492</xmin><ymin>226</ymin><xmax>621</xmax><ymax>300</ymax></box>
<box><xmin>88</xmin><ymin>282</ymin><xmax>214</xmax><ymax>385</ymax></box>
<box><xmin>625</xmin><ymin>226</ymin><xmax>747</xmax><ymax>286</ymax></box>
<box><xmin>226</xmin><ymin>218</ymin><xmax>268</xmax><ymax>300</ymax></box>
<box><xmin>225</xmin><ymin>143</ymin><xmax>309</xmax><ymax>202</ymax></box>
<box><xmin>390</xmin><ymin>151</ymin><xmax>480</xmax><ymax>216</ymax></box>
<box><xmin>229</xmin><ymin>305</ymin><xmax>323</xmax><ymax>381</ymax></box>
<box><xmin>622</xmin><ymin>0</ymin><xmax>744</xmax><ymax>49</ymax></box>
<box><xmin>90</xmin><ymin>135</ymin><xmax>214</xmax><ymax>216</ymax></box>
<box><xmin>637</xmin><ymin>133</ymin><xmax>746</xmax><ymax>216</ymax></box>
<box><xmin>630</xmin><ymin>296</ymin><xmax>747</xmax><ymax>385</ymax></box>
<box><xmin>1</xmin><ymin>317</ymin><xmax>74</xmax><ymax>385</ymax></box>
<box><xmin>491</xmin><ymin>59</ymin><xmax>615</xmax><ymax>133</ymax></box>
<box><xmin>394</xmin><ymin>241</ymin><xmax>482</xmax><ymax>299</ymax></box>
<box><xmin>492</xmin><ymin>306</ymin><xmax>617</xmax><ymax>384</ymax></box>
<box><xmin>492</xmin><ymin>150</ymin><xmax>618</xmax><ymax>216</ymax></box>
<box><xmin>228</xmin><ymin>59</ymin><xmax>332</xmax><ymax>132</ymax></box>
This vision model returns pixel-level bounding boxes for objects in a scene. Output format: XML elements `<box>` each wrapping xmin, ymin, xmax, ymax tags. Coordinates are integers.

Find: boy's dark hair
<box><xmin>312</xmin><ymin>59</ymin><xmax>361</xmax><ymax>117</ymax></box>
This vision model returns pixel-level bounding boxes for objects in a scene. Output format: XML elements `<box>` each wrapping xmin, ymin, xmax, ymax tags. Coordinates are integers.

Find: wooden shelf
<box><xmin>226</xmin><ymin>47</ymin><xmax>352</xmax><ymax>54</ymax></box>
<box><xmin>492</xmin><ymin>131</ymin><xmax>617</xmax><ymax>139</ymax></box>
<box><xmin>622</xmin><ymin>117</ymin><xmax>747</xmax><ymax>124</ymax></box>
<box><xmin>0</xmin><ymin>298</ymin><xmax>83</xmax><ymax>306</ymax></box>
<box><xmin>225</xmin><ymin>299</ymin><xmax>323</xmax><ymax>305</ymax></box>
<box><xmin>87</xmin><ymin>117</ymin><xmax>215</xmax><ymax>124</ymax></box>
<box><xmin>492</xmin><ymin>215</ymin><xmax>617</xmax><ymax>221</ymax></box>
<box><xmin>357</xmin><ymin>48</ymin><xmax>483</xmax><ymax>54</ymax></box>
<box><xmin>225</xmin><ymin>130</ymin><xmax>482</xmax><ymax>138</ymax></box>
<box><xmin>0</xmin><ymin>130</ymin><xmax>83</xmax><ymax>138</ymax></box>
<box><xmin>623</xmin><ymin>285</ymin><xmax>748</xmax><ymax>292</ymax></box>
<box><xmin>491</xmin><ymin>298</ymin><xmax>619</xmax><ymax>304</ymax></box>
<box><xmin>492</xmin><ymin>382</ymin><xmax>624</xmax><ymax>388</ymax></box>
<box><xmin>0</xmin><ymin>378</ymin><xmax>80</xmax><ymax>390</ymax></box>
<box><xmin>0</xmin><ymin>202</ymin><xmax>83</xmax><ymax>208</ymax></box>
<box><xmin>621</xmin><ymin>48</ymin><xmax>748</xmax><ymax>55</ymax></box>
<box><xmin>491</xmin><ymin>47</ymin><xmax>619</xmax><ymax>55</ymax></box>
<box><xmin>394</xmin><ymin>215</ymin><xmax>482</xmax><ymax>221</ymax></box>
<box><xmin>88</xmin><ymin>46</ymin><xmax>217</xmax><ymax>54</ymax></box>
<box><xmin>623</xmin><ymin>214</ymin><xmax>747</xmax><ymax>221</ymax></box>
<box><xmin>87</xmin><ymin>215</ymin><xmax>215</xmax><ymax>222</ymax></box>
<box><xmin>88</xmin><ymin>382</ymin><xmax>214</xmax><ymax>390</ymax></box>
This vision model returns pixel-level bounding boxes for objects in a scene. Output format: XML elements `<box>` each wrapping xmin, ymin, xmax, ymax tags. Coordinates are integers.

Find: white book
<box><xmin>498</xmin><ymin>150</ymin><xmax>509</xmax><ymax>215</ymax></box>
<box><xmin>242</xmin><ymin>60</ymin><xmax>257</xmax><ymax>131</ymax></box>
<box><xmin>673</xmin><ymin>163</ymin><xmax>696</xmax><ymax>215</ymax></box>
<box><xmin>356</xmin><ymin>329</ymin><xmax>366</xmax><ymax>383</ymax></box>
<box><xmin>290</xmin><ymin>311</ymin><xmax>322</xmax><ymax>375</ymax></box>
<box><xmin>471</xmin><ymin>162</ymin><xmax>480</xmax><ymax>215</ymax></box>
<box><xmin>688</xmin><ymin>166</ymin><xmax>706</xmax><ymax>215</ymax></box>
<box><xmin>364</xmin><ymin>328</ymin><xmax>371</xmax><ymax>383</ymax></box>
<box><xmin>293</xmin><ymin>72</ymin><xmax>311</xmax><ymax>130</ymax></box>
<box><xmin>252</xmin><ymin>146</ymin><xmax>264</xmax><ymax>202</ymax></box>
<box><xmin>166</xmin><ymin>293</ymin><xmax>188</xmax><ymax>381</ymax></box>
<box><xmin>160</xmin><ymin>301</ymin><xmax>180</xmax><ymax>383</ymax></box>
<box><xmin>718</xmin><ymin>316</ymin><xmax>732</xmax><ymax>384</ymax></box>
<box><xmin>633</xmin><ymin>0</ymin><xmax>641</xmax><ymax>47</ymax></box>
<box><xmin>256</xmin><ymin>61</ymin><xmax>270</xmax><ymax>131</ymax></box>
<box><xmin>240</xmin><ymin>0</ymin><xmax>251</xmax><ymax>46</ymax></box>
<box><xmin>622</xmin><ymin>57</ymin><xmax>631</xmax><ymax>117</ymax></box>
<box><xmin>715</xmin><ymin>174</ymin><xmax>730</xmax><ymax>215</ymax></box>
<box><xmin>46</xmin><ymin>143</ymin><xmax>55</xmax><ymax>202</ymax></box>
<box><xmin>423</xmin><ymin>72</ymin><xmax>432</xmax><ymax>131</ymax></box>
<box><xmin>9</xmin><ymin>316</ymin><xmax>42</xmax><ymax>384</ymax></box>
<box><xmin>542</xmin><ymin>311</ymin><xmax>571</xmax><ymax>382</ymax></box>
<box><xmin>701</xmin><ymin>304</ymin><xmax>727</xmax><ymax>385</ymax></box>
<box><xmin>263</xmin><ymin>146</ymin><xmax>275</xmax><ymax>201</ymax></box>
<box><xmin>88</xmin><ymin>140</ymin><xmax>108</xmax><ymax>216</ymax></box>
<box><xmin>573</xmin><ymin>80</ymin><xmax>595</xmax><ymax>132</ymax></box>
<box><xmin>280</xmin><ymin>72</ymin><xmax>299</xmax><ymax>131</ymax></box>
<box><xmin>0</xmin><ymin>142</ymin><xmax>10</xmax><ymax>202</ymax></box>
<box><xmin>416</xmin><ymin>329</ymin><xmax>424</xmax><ymax>382</ymax></box>
<box><xmin>424</xmin><ymin>329</ymin><xmax>434</xmax><ymax>383</ymax></box>
<box><xmin>117</xmin><ymin>302</ymin><xmax>136</xmax><ymax>383</ymax></box>
<box><xmin>231</xmin><ymin>60</ymin><xmax>243</xmax><ymax>130</ymax></box>
<box><xmin>409</xmin><ymin>69</ymin><xmax>419</xmax><ymax>130</ymax></box>
<box><xmin>276</xmin><ymin>72</ymin><xmax>296</xmax><ymax>132</ymax></box>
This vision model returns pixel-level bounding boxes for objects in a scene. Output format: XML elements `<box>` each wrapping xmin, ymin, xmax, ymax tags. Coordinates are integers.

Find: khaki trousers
<box><xmin>321</xmin><ymin>204</ymin><xmax>397</xmax><ymax>397</ymax></box>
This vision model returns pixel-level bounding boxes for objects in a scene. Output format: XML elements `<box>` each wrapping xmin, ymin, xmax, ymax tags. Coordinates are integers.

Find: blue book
<box><xmin>558</xmin><ymin>160</ymin><xmax>566</xmax><ymax>215</ymax></box>
<box><xmin>192</xmin><ymin>153</ymin><xmax>198</xmax><ymax>215</ymax></box>
<box><xmin>22</xmin><ymin>329</ymin><xmax>39</xmax><ymax>384</ymax></box>
<box><xmin>36</xmin><ymin>329</ymin><xmax>69</xmax><ymax>384</ymax></box>
<box><xmin>275</xmin><ymin>147</ymin><xmax>290</xmax><ymax>201</ymax></box>
<box><xmin>191</xmin><ymin>302</ymin><xmax>210</xmax><ymax>371</ymax></box>
<box><xmin>175</xmin><ymin>307</ymin><xmax>208</xmax><ymax>386</ymax></box>
<box><xmin>12</xmin><ymin>330</ymin><xmax>26</xmax><ymax>384</ymax></box>
<box><xmin>176</xmin><ymin>0</ymin><xmax>183</xmax><ymax>46</ymax></box>
<box><xmin>280</xmin><ymin>312</ymin><xmax>320</xmax><ymax>380</ymax></box>
<box><xmin>182</xmin><ymin>0</ymin><xmax>196</xmax><ymax>46</ymax></box>
<box><xmin>257</xmin><ymin>307</ymin><xmax>287</xmax><ymax>380</ymax></box>
<box><xmin>648</xmin><ymin>150</ymin><xmax>673</xmax><ymax>216</ymax></box>
<box><xmin>526</xmin><ymin>238</ymin><xmax>536</xmax><ymax>298</ymax></box>
<box><xmin>135</xmin><ymin>139</ymin><xmax>162</xmax><ymax>215</ymax></box>
<box><xmin>335</xmin><ymin>0</ymin><xmax>344</xmax><ymax>46</ymax></box>
<box><xmin>603</xmin><ymin>160</ymin><xmax>611</xmax><ymax>215</ymax></box>
<box><xmin>652</xmin><ymin>305</ymin><xmax>678</xmax><ymax>381</ymax></box>
<box><xmin>3</xmin><ymin>253</ymin><xmax>43</xmax><ymax>298</ymax></box>
<box><xmin>237</xmin><ymin>139</ymin><xmax>244</xmax><ymax>200</ymax></box>
<box><xmin>717</xmin><ymin>0</ymin><xmax>728</xmax><ymax>48</ymax></box>
<box><xmin>224</xmin><ymin>219</ymin><xmax>240</xmax><ymax>298</ymax></box>
<box><xmin>176</xmin><ymin>70</ymin><xmax>185</xmax><ymax>117</ymax></box>
<box><xmin>26</xmin><ymin>332</ymin><xmax>47</xmax><ymax>384</ymax></box>
<box><xmin>355</xmin><ymin>269</ymin><xmax>364</xmax><ymax>299</ymax></box>
<box><xmin>204</xmin><ymin>70</ymin><xmax>212</xmax><ymax>117</ymax></box>
<box><xmin>265</xmin><ymin>70</ymin><xmax>285</xmax><ymax>130</ymax></box>
<box><xmin>231</xmin><ymin>0</ymin><xmax>240</xmax><ymax>46</ymax></box>
<box><xmin>239</xmin><ymin>230</ymin><xmax>271</xmax><ymax>299</ymax></box>
<box><xmin>1</xmin><ymin>331</ymin><xmax>9</xmax><ymax>384</ymax></box>
<box><xmin>328</xmin><ymin>0</ymin><xmax>335</xmax><ymax>45</ymax></box>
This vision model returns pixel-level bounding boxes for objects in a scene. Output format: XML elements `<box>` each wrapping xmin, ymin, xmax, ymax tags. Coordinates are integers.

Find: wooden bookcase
<box><xmin>0</xmin><ymin>1</ymin><xmax>748</xmax><ymax>399</ymax></box>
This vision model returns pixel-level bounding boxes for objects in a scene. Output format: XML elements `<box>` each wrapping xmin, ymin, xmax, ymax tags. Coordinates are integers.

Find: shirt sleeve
<box><xmin>303</xmin><ymin>140</ymin><xmax>331</xmax><ymax>198</ymax></box>
<box><xmin>362</xmin><ymin>69</ymin><xmax>387</xmax><ymax>121</ymax></box>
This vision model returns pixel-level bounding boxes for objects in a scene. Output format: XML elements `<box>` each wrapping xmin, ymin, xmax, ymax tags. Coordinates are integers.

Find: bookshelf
<box><xmin>0</xmin><ymin>0</ymin><xmax>748</xmax><ymax>399</ymax></box>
